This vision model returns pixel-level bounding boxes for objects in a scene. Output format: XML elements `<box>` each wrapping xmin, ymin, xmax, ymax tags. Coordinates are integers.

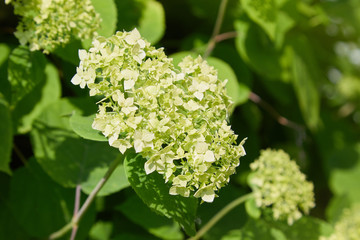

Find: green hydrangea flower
<box><xmin>249</xmin><ymin>149</ymin><xmax>315</xmax><ymax>225</ymax></box>
<box><xmin>320</xmin><ymin>205</ymin><xmax>360</xmax><ymax>240</ymax></box>
<box><xmin>71</xmin><ymin>29</ymin><xmax>246</xmax><ymax>202</ymax></box>
<box><xmin>6</xmin><ymin>0</ymin><xmax>100</xmax><ymax>53</ymax></box>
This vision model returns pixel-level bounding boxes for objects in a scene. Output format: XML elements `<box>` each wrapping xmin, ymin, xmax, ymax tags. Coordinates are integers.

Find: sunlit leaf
<box><xmin>92</xmin><ymin>0</ymin><xmax>117</xmax><ymax>37</ymax></box>
<box><xmin>124</xmin><ymin>151</ymin><xmax>198</xmax><ymax>236</ymax></box>
<box><xmin>7</xmin><ymin>46</ymin><xmax>46</xmax><ymax>107</ymax></box>
<box><xmin>69</xmin><ymin>112</ymin><xmax>107</xmax><ymax>142</ymax></box>
<box><xmin>116</xmin><ymin>0</ymin><xmax>165</xmax><ymax>44</ymax></box>
<box><xmin>12</xmin><ymin>63</ymin><xmax>61</xmax><ymax>134</ymax></box>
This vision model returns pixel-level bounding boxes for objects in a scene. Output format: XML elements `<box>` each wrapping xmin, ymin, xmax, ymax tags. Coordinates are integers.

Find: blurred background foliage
<box><xmin>0</xmin><ymin>0</ymin><xmax>360</xmax><ymax>239</ymax></box>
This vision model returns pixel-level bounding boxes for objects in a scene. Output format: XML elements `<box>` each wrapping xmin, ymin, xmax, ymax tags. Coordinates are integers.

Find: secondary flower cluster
<box><xmin>71</xmin><ymin>29</ymin><xmax>246</xmax><ymax>202</ymax></box>
<box><xmin>6</xmin><ymin>0</ymin><xmax>100</xmax><ymax>53</ymax></box>
<box><xmin>320</xmin><ymin>205</ymin><xmax>360</xmax><ymax>240</ymax></box>
<box><xmin>249</xmin><ymin>149</ymin><xmax>315</xmax><ymax>225</ymax></box>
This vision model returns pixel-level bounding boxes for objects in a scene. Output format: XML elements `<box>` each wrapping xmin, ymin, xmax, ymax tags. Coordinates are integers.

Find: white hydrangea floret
<box><xmin>71</xmin><ymin>29</ymin><xmax>246</xmax><ymax>203</ymax></box>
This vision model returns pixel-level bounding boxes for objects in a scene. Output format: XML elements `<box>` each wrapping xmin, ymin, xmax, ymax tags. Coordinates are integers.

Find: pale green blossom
<box><xmin>71</xmin><ymin>29</ymin><xmax>246</xmax><ymax>202</ymax></box>
<box><xmin>6</xmin><ymin>0</ymin><xmax>100</xmax><ymax>53</ymax></box>
<box><xmin>320</xmin><ymin>205</ymin><xmax>360</xmax><ymax>240</ymax></box>
<box><xmin>249</xmin><ymin>149</ymin><xmax>315</xmax><ymax>225</ymax></box>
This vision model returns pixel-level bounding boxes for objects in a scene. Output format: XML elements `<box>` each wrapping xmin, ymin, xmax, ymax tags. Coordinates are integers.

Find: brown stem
<box><xmin>204</xmin><ymin>0</ymin><xmax>229</xmax><ymax>58</ymax></box>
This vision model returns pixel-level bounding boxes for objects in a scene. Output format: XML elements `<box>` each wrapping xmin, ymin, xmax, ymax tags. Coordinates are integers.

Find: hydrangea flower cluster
<box><xmin>249</xmin><ymin>149</ymin><xmax>315</xmax><ymax>225</ymax></box>
<box><xmin>320</xmin><ymin>205</ymin><xmax>360</xmax><ymax>240</ymax></box>
<box><xmin>6</xmin><ymin>0</ymin><xmax>100</xmax><ymax>53</ymax></box>
<box><xmin>71</xmin><ymin>29</ymin><xmax>246</xmax><ymax>202</ymax></box>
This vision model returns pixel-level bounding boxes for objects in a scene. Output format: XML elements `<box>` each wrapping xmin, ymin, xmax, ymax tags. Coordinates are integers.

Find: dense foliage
<box><xmin>0</xmin><ymin>0</ymin><xmax>359</xmax><ymax>239</ymax></box>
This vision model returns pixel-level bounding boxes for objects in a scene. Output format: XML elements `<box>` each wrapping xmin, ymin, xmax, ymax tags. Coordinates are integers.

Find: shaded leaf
<box><xmin>0</xmin><ymin>99</ymin><xmax>12</xmax><ymax>174</ymax></box>
<box><xmin>234</xmin><ymin>20</ymin><xmax>287</xmax><ymax>80</ymax></box>
<box><xmin>69</xmin><ymin>112</ymin><xmax>107</xmax><ymax>142</ymax></box>
<box><xmin>9</xmin><ymin>158</ymin><xmax>96</xmax><ymax>239</ymax></box>
<box><xmin>89</xmin><ymin>221</ymin><xmax>113</xmax><ymax>240</ymax></box>
<box><xmin>31</xmin><ymin>98</ymin><xmax>125</xmax><ymax>193</ymax></box>
<box><xmin>117</xmin><ymin>195</ymin><xmax>183</xmax><ymax>240</ymax></box>
<box><xmin>124</xmin><ymin>151</ymin><xmax>198</xmax><ymax>236</ymax></box>
<box><xmin>290</xmin><ymin>36</ymin><xmax>320</xmax><ymax>129</ymax></box>
<box><xmin>245</xmin><ymin>197</ymin><xmax>261</xmax><ymax>219</ymax></box>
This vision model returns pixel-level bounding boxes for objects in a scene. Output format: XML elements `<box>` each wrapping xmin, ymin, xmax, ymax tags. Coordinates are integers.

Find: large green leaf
<box><xmin>124</xmin><ymin>152</ymin><xmax>198</xmax><ymax>236</ymax></box>
<box><xmin>0</xmin><ymin>99</ymin><xmax>12</xmax><ymax>175</ymax></box>
<box><xmin>116</xmin><ymin>0</ymin><xmax>165</xmax><ymax>44</ymax></box>
<box><xmin>137</xmin><ymin>0</ymin><xmax>165</xmax><ymax>44</ymax></box>
<box><xmin>9</xmin><ymin>158</ymin><xmax>96</xmax><ymax>239</ymax></box>
<box><xmin>234</xmin><ymin>20</ymin><xmax>288</xmax><ymax>80</ymax></box>
<box><xmin>171</xmin><ymin>52</ymin><xmax>250</xmax><ymax>109</ymax></box>
<box><xmin>7</xmin><ymin>45</ymin><xmax>46</xmax><ymax>107</ymax></box>
<box><xmin>329</xmin><ymin>143</ymin><xmax>360</xmax><ymax>203</ymax></box>
<box><xmin>290</xmin><ymin>36</ymin><xmax>320</xmax><ymax>130</ymax></box>
<box><xmin>92</xmin><ymin>0</ymin><xmax>117</xmax><ymax>37</ymax></box>
<box><xmin>241</xmin><ymin>0</ymin><xmax>294</xmax><ymax>47</ymax></box>
<box><xmin>31</xmin><ymin>98</ymin><xmax>128</xmax><ymax>196</ymax></box>
<box><xmin>117</xmin><ymin>195</ymin><xmax>183</xmax><ymax>240</ymax></box>
<box><xmin>12</xmin><ymin>63</ymin><xmax>61</xmax><ymax>134</ymax></box>
<box><xmin>69</xmin><ymin>112</ymin><xmax>107</xmax><ymax>142</ymax></box>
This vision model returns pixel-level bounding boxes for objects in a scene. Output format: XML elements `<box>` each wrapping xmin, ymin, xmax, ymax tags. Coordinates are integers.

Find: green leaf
<box><xmin>234</xmin><ymin>20</ymin><xmax>287</xmax><ymax>80</ymax></box>
<box><xmin>206</xmin><ymin>57</ymin><xmax>250</xmax><ymax>107</ymax></box>
<box><xmin>290</xmin><ymin>37</ymin><xmax>320</xmax><ymax>129</ymax></box>
<box><xmin>116</xmin><ymin>0</ymin><xmax>165</xmax><ymax>44</ymax></box>
<box><xmin>9</xmin><ymin>158</ymin><xmax>96</xmax><ymax>239</ymax></box>
<box><xmin>273</xmin><ymin>216</ymin><xmax>334</xmax><ymax>240</ymax></box>
<box><xmin>81</xmin><ymin>160</ymin><xmax>130</xmax><ymax>197</ymax></box>
<box><xmin>69</xmin><ymin>112</ymin><xmax>108</xmax><ymax>142</ymax></box>
<box><xmin>137</xmin><ymin>0</ymin><xmax>165</xmax><ymax>44</ymax></box>
<box><xmin>0</xmin><ymin>99</ymin><xmax>12</xmax><ymax>174</ymax></box>
<box><xmin>53</xmin><ymin>39</ymin><xmax>83</xmax><ymax>66</ymax></box>
<box><xmin>12</xmin><ymin>63</ymin><xmax>61</xmax><ymax>134</ymax></box>
<box><xmin>89</xmin><ymin>221</ymin><xmax>113</xmax><ymax>240</ymax></box>
<box><xmin>0</xmin><ymin>43</ymin><xmax>11</xmax><ymax>102</ymax></box>
<box><xmin>329</xmin><ymin>143</ymin><xmax>360</xmax><ymax>203</ymax></box>
<box><xmin>171</xmin><ymin>52</ymin><xmax>250</xmax><ymax>110</ymax></box>
<box><xmin>7</xmin><ymin>46</ymin><xmax>46</xmax><ymax>107</ymax></box>
<box><xmin>31</xmin><ymin>98</ymin><xmax>125</xmax><ymax>192</ymax></box>
<box><xmin>245</xmin><ymin>197</ymin><xmax>261</xmax><ymax>219</ymax></box>
<box><xmin>92</xmin><ymin>0</ymin><xmax>117</xmax><ymax>37</ymax></box>
<box><xmin>117</xmin><ymin>195</ymin><xmax>183</xmax><ymax>240</ymax></box>
<box><xmin>242</xmin><ymin>0</ymin><xmax>278</xmax><ymax>40</ymax></box>
<box><xmin>197</xmin><ymin>186</ymin><xmax>248</xmax><ymax>240</ymax></box>
<box><xmin>222</xmin><ymin>218</ymin><xmax>286</xmax><ymax>240</ymax></box>
<box><xmin>124</xmin><ymin>151</ymin><xmax>198</xmax><ymax>236</ymax></box>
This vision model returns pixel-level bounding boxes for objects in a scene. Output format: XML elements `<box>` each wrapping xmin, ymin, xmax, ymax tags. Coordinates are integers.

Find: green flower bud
<box><xmin>320</xmin><ymin>205</ymin><xmax>360</xmax><ymax>240</ymax></box>
<box><xmin>7</xmin><ymin>0</ymin><xmax>100</xmax><ymax>53</ymax></box>
<box><xmin>249</xmin><ymin>149</ymin><xmax>315</xmax><ymax>225</ymax></box>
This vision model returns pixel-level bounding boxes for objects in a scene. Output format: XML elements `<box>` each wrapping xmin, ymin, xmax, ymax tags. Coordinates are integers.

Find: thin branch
<box><xmin>188</xmin><ymin>193</ymin><xmax>253</xmax><ymax>240</ymax></box>
<box><xmin>13</xmin><ymin>143</ymin><xmax>27</xmax><ymax>166</ymax></box>
<box><xmin>214</xmin><ymin>31</ymin><xmax>238</xmax><ymax>43</ymax></box>
<box><xmin>49</xmin><ymin>154</ymin><xmax>123</xmax><ymax>240</ymax></box>
<box><xmin>70</xmin><ymin>185</ymin><xmax>82</xmax><ymax>240</ymax></box>
<box><xmin>249</xmin><ymin>92</ymin><xmax>304</xmax><ymax>132</ymax></box>
<box><xmin>204</xmin><ymin>0</ymin><xmax>229</xmax><ymax>58</ymax></box>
